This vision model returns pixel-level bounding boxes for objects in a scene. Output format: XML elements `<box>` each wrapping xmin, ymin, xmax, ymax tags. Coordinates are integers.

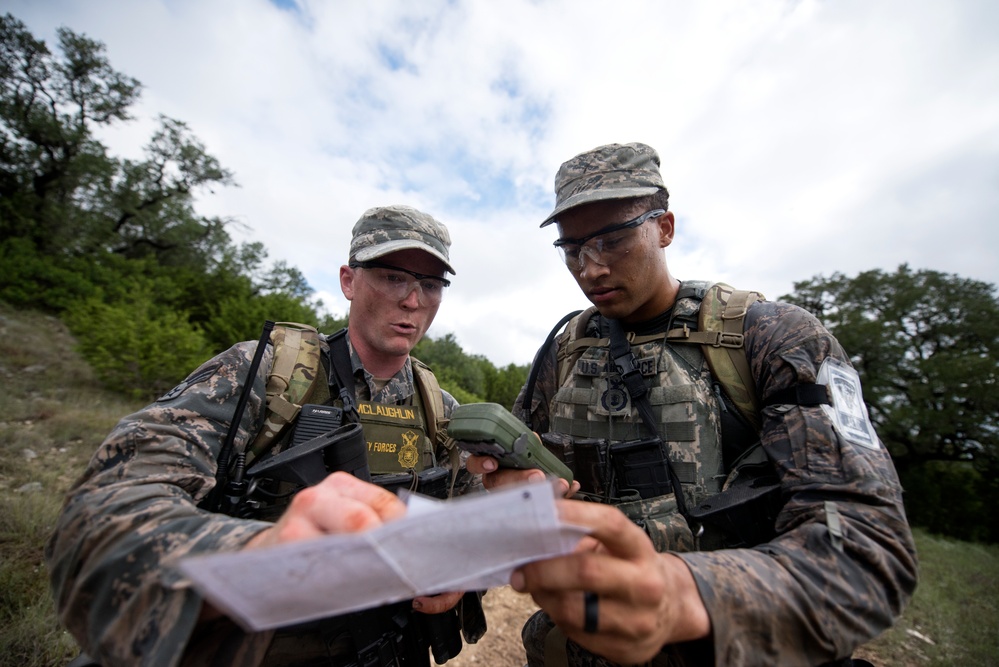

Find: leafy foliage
<box><xmin>414</xmin><ymin>333</ymin><xmax>529</xmax><ymax>409</ymax></box>
<box><xmin>783</xmin><ymin>265</ymin><xmax>999</xmax><ymax>541</ymax></box>
<box><xmin>64</xmin><ymin>290</ymin><xmax>212</xmax><ymax>399</ymax></box>
<box><xmin>0</xmin><ymin>14</ymin><xmax>329</xmax><ymax>395</ymax></box>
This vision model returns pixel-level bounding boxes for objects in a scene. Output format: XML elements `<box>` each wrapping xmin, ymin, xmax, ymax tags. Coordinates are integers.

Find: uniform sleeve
<box><xmin>675</xmin><ymin>301</ymin><xmax>918</xmax><ymax>665</ymax></box>
<box><xmin>512</xmin><ymin>340</ymin><xmax>558</xmax><ymax>432</ymax></box>
<box><xmin>44</xmin><ymin>342</ymin><xmax>277</xmax><ymax>667</ymax></box>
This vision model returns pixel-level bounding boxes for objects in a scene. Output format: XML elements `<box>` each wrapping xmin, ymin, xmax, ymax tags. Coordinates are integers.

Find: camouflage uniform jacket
<box><xmin>514</xmin><ymin>296</ymin><xmax>918</xmax><ymax>667</ymax></box>
<box><xmin>45</xmin><ymin>331</ymin><xmax>459</xmax><ymax>667</ymax></box>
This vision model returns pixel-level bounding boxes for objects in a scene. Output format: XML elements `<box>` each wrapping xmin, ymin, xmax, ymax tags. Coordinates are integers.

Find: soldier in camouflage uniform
<box><xmin>46</xmin><ymin>205</ymin><xmax>476</xmax><ymax>666</ymax></box>
<box><xmin>467</xmin><ymin>143</ymin><xmax>917</xmax><ymax>666</ymax></box>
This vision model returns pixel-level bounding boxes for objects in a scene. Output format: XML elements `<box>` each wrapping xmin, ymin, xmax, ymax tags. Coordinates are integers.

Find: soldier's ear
<box><xmin>657</xmin><ymin>211</ymin><xmax>676</xmax><ymax>249</ymax></box>
<box><xmin>340</xmin><ymin>265</ymin><xmax>356</xmax><ymax>301</ymax></box>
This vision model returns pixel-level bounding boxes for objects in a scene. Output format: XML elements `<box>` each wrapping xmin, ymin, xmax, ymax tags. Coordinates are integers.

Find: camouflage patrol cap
<box><xmin>540</xmin><ymin>142</ymin><xmax>666</xmax><ymax>227</ymax></box>
<box><xmin>349</xmin><ymin>205</ymin><xmax>455</xmax><ymax>274</ymax></box>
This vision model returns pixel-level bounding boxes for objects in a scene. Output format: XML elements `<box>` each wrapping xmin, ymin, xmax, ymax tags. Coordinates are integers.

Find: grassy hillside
<box><xmin>0</xmin><ymin>303</ymin><xmax>146</xmax><ymax>664</ymax></box>
<box><xmin>1</xmin><ymin>303</ymin><xmax>996</xmax><ymax>666</ymax></box>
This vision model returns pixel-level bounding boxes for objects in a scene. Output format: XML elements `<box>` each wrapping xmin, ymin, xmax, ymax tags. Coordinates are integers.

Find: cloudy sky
<box><xmin>10</xmin><ymin>0</ymin><xmax>999</xmax><ymax>366</ymax></box>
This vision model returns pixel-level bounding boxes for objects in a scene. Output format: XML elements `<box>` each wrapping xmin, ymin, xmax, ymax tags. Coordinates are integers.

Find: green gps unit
<box><xmin>448</xmin><ymin>402</ymin><xmax>573</xmax><ymax>484</ymax></box>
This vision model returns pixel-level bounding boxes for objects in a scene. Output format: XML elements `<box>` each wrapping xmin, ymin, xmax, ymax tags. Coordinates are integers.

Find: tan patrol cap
<box><xmin>541</xmin><ymin>142</ymin><xmax>666</xmax><ymax>227</ymax></box>
<box><xmin>349</xmin><ymin>205</ymin><xmax>455</xmax><ymax>274</ymax></box>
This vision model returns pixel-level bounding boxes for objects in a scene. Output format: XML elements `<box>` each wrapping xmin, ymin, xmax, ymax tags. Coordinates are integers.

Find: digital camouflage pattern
<box><xmin>45</xmin><ymin>331</ymin><xmax>459</xmax><ymax>667</ymax></box>
<box><xmin>514</xmin><ymin>298</ymin><xmax>918</xmax><ymax>667</ymax></box>
<box><xmin>350</xmin><ymin>204</ymin><xmax>456</xmax><ymax>274</ymax></box>
<box><xmin>541</xmin><ymin>143</ymin><xmax>667</xmax><ymax>227</ymax></box>
<box><xmin>546</xmin><ymin>286</ymin><xmax>728</xmax><ymax>509</ymax></box>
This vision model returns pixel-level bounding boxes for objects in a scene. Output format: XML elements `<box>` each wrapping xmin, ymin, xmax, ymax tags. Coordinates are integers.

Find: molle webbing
<box><xmin>247</xmin><ymin>322</ymin><xmax>322</xmax><ymax>463</ymax></box>
<box><xmin>553</xmin><ymin>283</ymin><xmax>763</xmax><ymax>433</ymax></box>
<box><xmin>552</xmin><ymin>382</ymin><xmax>698</xmax><ymax>436</ymax></box>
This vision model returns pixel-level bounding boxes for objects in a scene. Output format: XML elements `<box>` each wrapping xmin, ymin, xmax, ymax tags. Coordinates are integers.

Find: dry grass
<box><xmin>0</xmin><ymin>304</ymin><xmax>144</xmax><ymax>666</ymax></box>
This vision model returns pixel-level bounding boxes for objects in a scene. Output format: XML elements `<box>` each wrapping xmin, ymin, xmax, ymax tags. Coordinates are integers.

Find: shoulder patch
<box><xmin>156</xmin><ymin>363</ymin><xmax>222</xmax><ymax>403</ymax></box>
<box><xmin>817</xmin><ymin>358</ymin><xmax>881</xmax><ymax>450</ymax></box>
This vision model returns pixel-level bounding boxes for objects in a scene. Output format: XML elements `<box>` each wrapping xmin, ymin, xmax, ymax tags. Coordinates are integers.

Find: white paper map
<box><xmin>179</xmin><ymin>479</ymin><xmax>588</xmax><ymax>631</ymax></box>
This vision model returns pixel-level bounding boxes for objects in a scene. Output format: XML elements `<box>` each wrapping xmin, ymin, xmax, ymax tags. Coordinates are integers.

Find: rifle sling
<box><xmin>326</xmin><ymin>329</ymin><xmax>360</xmax><ymax>423</ymax></box>
<box><xmin>203</xmin><ymin>320</ymin><xmax>275</xmax><ymax>512</ymax></box>
<box><xmin>522</xmin><ymin>309</ymin><xmax>582</xmax><ymax>429</ymax></box>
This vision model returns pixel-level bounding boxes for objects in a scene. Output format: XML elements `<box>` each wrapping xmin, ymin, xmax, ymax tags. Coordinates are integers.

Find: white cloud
<box><xmin>10</xmin><ymin>0</ymin><xmax>999</xmax><ymax>365</ymax></box>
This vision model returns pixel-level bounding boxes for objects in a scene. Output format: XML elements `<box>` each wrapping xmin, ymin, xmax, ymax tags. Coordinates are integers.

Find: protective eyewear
<box><xmin>349</xmin><ymin>260</ymin><xmax>450</xmax><ymax>306</ymax></box>
<box><xmin>553</xmin><ymin>209</ymin><xmax>665</xmax><ymax>271</ymax></box>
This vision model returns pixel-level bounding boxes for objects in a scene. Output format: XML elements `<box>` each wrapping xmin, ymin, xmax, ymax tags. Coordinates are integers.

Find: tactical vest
<box><xmin>544</xmin><ymin>281</ymin><xmax>769</xmax><ymax>553</ymax></box>
<box><xmin>243</xmin><ymin>323</ymin><xmax>454</xmax><ymax>478</ymax></box>
<box><xmin>313</xmin><ymin>332</ymin><xmax>458</xmax><ymax>480</ymax></box>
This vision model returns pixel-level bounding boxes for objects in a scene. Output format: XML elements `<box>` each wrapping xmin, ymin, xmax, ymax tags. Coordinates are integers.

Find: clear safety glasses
<box><xmin>553</xmin><ymin>209</ymin><xmax>665</xmax><ymax>272</ymax></box>
<box><xmin>349</xmin><ymin>260</ymin><xmax>450</xmax><ymax>306</ymax></box>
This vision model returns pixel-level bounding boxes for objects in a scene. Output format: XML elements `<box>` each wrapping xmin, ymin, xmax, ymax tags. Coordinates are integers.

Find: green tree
<box><xmin>783</xmin><ymin>265</ymin><xmax>999</xmax><ymax>541</ymax></box>
<box><xmin>482</xmin><ymin>361</ymin><xmax>529</xmax><ymax>410</ymax></box>
<box><xmin>91</xmin><ymin>115</ymin><xmax>236</xmax><ymax>264</ymax></box>
<box><xmin>1</xmin><ymin>15</ymin><xmax>240</xmax><ymax>297</ymax></box>
<box><xmin>64</xmin><ymin>284</ymin><xmax>212</xmax><ymax>399</ymax></box>
<box><xmin>0</xmin><ymin>13</ymin><xmax>139</xmax><ymax>252</ymax></box>
<box><xmin>0</xmin><ymin>14</ymin><xmax>328</xmax><ymax>396</ymax></box>
<box><xmin>413</xmin><ymin>333</ymin><xmax>487</xmax><ymax>398</ymax></box>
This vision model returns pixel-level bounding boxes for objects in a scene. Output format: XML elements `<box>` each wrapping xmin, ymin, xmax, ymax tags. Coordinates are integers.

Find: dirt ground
<box><xmin>441</xmin><ymin>587</ymin><xmax>892</xmax><ymax>667</ymax></box>
<box><xmin>441</xmin><ymin>586</ymin><xmax>537</xmax><ymax>667</ymax></box>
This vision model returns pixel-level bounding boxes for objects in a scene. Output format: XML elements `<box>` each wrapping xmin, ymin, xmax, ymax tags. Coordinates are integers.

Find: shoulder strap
<box><xmin>665</xmin><ymin>282</ymin><xmax>764</xmax><ymax>430</ymax></box>
<box><xmin>520</xmin><ymin>309</ymin><xmax>584</xmax><ymax>428</ymax></box>
<box><xmin>247</xmin><ymin>322</ymin><xmax>322</xmax><ymax>462</ymax></box>
<box><xmin>325</xmin><ymin>328</ymin><xmax>360</xmax><ymax>423</ymax></box>
<box><xmin>698</xmin><ymin>283</ymin><xmax>764</xmax><ymax>430</ymax></box>
<box><xmin>411</xmin><ymin>356</ymin><xmax>446</xmax><ymax>448</ymax></box>
<box><xmin>556</xmin><ymin>306</ymin><xmax>598</xmax><ymax>387</ymax></box>
<box><xmin>411</xmin><ymin>356</ymin><xmax>462</xmax><ymax>493</ymax></box>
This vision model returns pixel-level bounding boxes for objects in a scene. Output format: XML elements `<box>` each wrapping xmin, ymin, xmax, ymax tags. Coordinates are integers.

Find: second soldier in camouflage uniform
<box><xmin>468</xmin><ymin>143</ymin><xmax>917</xmax><ymax>666</ymax></box>
<box><xmin>46</xmin><ymin>205</ymin><xmax>478</xmax><ymax>666</ymax></box>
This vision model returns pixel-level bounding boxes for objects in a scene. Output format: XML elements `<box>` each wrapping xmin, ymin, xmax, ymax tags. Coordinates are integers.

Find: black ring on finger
<box><xmin>583</xmin><ymin>591</ymin><xmax>599</xmax><ymax>633</ymax></box>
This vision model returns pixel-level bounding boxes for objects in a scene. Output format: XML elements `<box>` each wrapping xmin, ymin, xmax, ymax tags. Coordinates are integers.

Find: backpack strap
<box><xmin>411</xmin><ymin>357</ymin><xmax>446</xmax><ymax>448</ymax></box>
<box><xmin>247</xmin><ymin>322</ymin><xmax>322</xmax><ymax>463</ymax></box>
<box><xmin>667</xmin><ymin>282</ymin><xmax>764</xmax><ymax>430</ymax></box>
<box><xmin>412</xmin><ymin>356</ymin><xmax>462</xmax><ymax>495</ymax></box>
<box><xmin>557</xmin><ymin>306</ymin><xmax>598</xmax><ymax>388</ymax></box>
<box><xmin>701</xmin><ymin>283</ymin><xmax>763</xmax><ymax>429</ymax></box>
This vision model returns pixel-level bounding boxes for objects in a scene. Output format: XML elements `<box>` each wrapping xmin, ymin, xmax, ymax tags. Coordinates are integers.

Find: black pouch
<box><xmin>572</xmin><ymin>437</ymin><xmax>611</xmax><ymax>496</ymax></box>
<box><xmin>609</xmin><ymin>438</ymin><xmax>673</xmax><ymax>500</ymax></box>
<box><xmin>540</xmin><ymin>431</ymin><xmax>575</xmax><ymax>469</ymax></box>
<box><xmin>687</xmin><ymin>462</ymin><xmax>781</xmax><ymax>548</ymax></box>
<box><xmin>417</xmin><ymin>606</ymin><xmax>464</xmax><ymax>664</ymax></box>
